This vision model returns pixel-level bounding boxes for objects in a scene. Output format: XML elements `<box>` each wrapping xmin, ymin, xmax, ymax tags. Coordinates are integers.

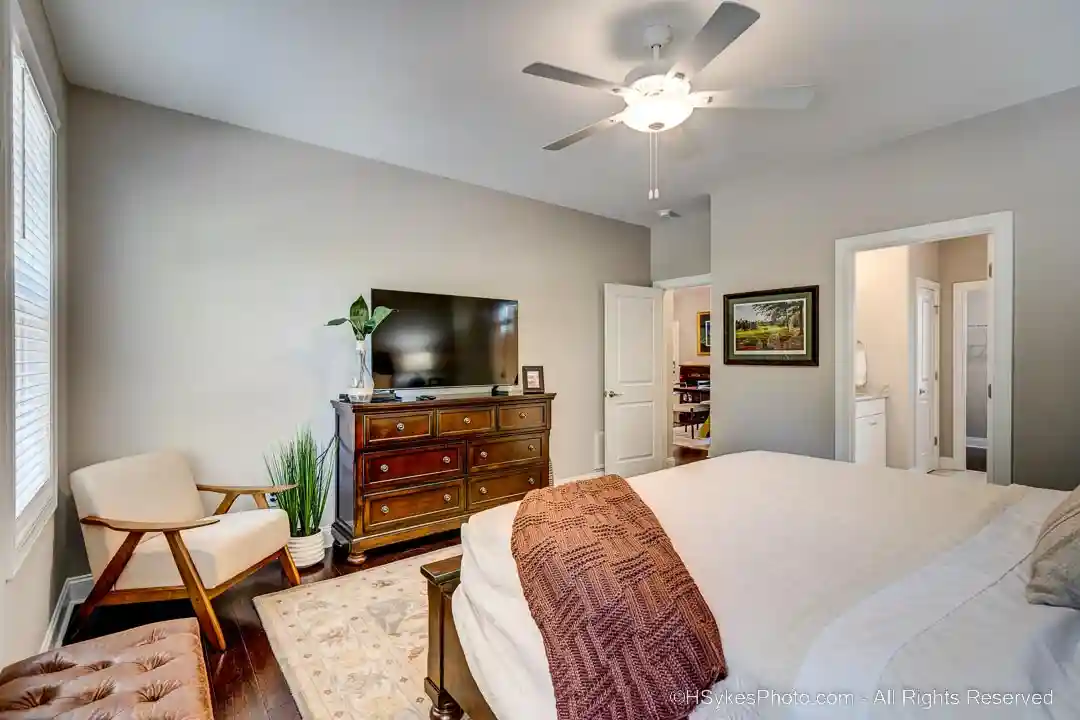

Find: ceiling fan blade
<box><xmin>691</xmin><ymin>86</ymin><xmax>815</xmax><ymax>110</ymax></box>
<box><xmin>543</xmin><ymin>113</ymin><xmax>624</xmax><ymax>151</ymax></box>
<box><xmin>668</xmin><ymin>2</ymin><xmax>760</xmax><ymax>81</ymax></box>
<box><xmin>523</xmin><ymin>62</ymin><xmax>628</xmax><ymax>96</ymax></box>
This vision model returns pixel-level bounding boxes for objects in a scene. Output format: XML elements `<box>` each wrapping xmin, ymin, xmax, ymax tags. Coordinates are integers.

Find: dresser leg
<box><xmin>346</xmin><ymin>550</ymin><xmax>368</xmax><ymax>565</ymax></box>
<box><xmin>429</xmin><ymin>697</ymin><xmax>462</xmax><ymax>720</ymax></box>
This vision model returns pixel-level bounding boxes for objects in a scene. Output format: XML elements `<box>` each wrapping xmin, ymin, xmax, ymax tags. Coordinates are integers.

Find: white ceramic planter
<box><xmin>287</xmin><ymin>533</ymin><xmax>325</xmax><ymax>568</ymax></box>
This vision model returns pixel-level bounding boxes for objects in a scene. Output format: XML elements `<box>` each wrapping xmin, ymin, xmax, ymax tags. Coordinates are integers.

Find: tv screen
<box><xmin>370</xmin><ymin>289</ymin><xmax>519</xmax><ymax>389</ymax></box>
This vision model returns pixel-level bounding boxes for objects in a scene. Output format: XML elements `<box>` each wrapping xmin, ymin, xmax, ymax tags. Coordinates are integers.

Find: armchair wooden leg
<box><xmin>71</xmin><ymin>531</ymin><xmax>145</xmax><ymax>639</ymax></box>
<box><xmin>165</xmin><ymin>530</ymin><xmax>227</xmax><ymax>652</ymax></box>
<box><xmin>280</xmin><ymin>546</ymin><xmax>301</xmax><ymax>586</ymax></box>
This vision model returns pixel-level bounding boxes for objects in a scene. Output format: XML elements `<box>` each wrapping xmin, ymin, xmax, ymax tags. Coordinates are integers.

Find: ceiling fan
<box><xmin>522</xmin><ymin>1</ymin><xmax>814</xmax><ymax>199</ymax></box>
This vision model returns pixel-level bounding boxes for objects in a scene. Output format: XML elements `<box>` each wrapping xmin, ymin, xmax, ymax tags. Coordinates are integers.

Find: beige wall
<box><xmin>651</xmin><ymin>201</ymin><xmax>710</xmax><ymax>282</ymax></box>
<box><xmin>673</xmin><ymin>285</ymin><xmax>711</xmax><ymax>366</ymax></box>
<box><xmin>711</xmin><ymin>85</ymin><xmax>1080</xmax><ymax>491</ymax></box>
<box><xmin>1</xmin><ymin>0</ymin><xmax>66</xmax><ymax>663</ymax></box>
<box><xmin>855</xmin><ymin>246</ymin><xmax>910</xmax><ymax>468</ymax></box>
<box><xmin>64</xmin><ymin>88</ymin><xmax>650</xmax><ymax>578</ymax></box>
<box><xmin>938</xmin><ymin>235</ymin><xmax>988</xmax><ymax>457</ymax></box>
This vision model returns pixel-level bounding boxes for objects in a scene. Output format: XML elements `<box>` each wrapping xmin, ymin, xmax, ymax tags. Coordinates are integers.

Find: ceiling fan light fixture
<box><xmin>621</xmin><ymin>74</ymin><xmax>694</xmax><ymax>133</ymax></box>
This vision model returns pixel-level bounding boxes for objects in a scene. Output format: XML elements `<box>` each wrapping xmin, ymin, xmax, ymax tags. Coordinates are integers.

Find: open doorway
<box><xmin>655</xmin><ymin>275</ymin><xmax>711</xmax><ymax>467</ymax></box>
<box><xmin>838</xmin><ymin>213</ymin><xmax>1011</xmax><ymax>485</ymax></box>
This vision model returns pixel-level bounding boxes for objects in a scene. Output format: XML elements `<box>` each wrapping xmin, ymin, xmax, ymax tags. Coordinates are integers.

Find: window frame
<box><xmin>1</xmin><ymin>6</ymin><xmax>60</xmax><ymax>580</ymax></box>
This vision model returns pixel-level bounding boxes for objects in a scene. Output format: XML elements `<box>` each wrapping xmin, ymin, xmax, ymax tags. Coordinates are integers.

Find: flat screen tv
<box><xmin>370</xmin><ymin>289</ymin><xmax>519</xmax><ymax>389</ymax></box>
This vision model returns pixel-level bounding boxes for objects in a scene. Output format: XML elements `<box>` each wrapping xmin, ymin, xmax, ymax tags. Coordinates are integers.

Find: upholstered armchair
<box><xmin>70</xmin><ymin>451</ymin><xmax>301</xmax><ymax>651</ymax></box>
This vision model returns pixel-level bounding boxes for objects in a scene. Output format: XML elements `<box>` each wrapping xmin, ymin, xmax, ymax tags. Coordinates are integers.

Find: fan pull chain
<box><xmin>648</xmin><ymin>134</ymin><xmax>656</xmax><ymax>199</ymax></box>
<box><xmin>647</xmin><ymin>132</ymin><xmax>654</xmax><ymax>200</ymax></box>
<box><xmin>646</xmin><ymin>132</ymin><xmax>661</xmax><ymax>200</ymax></box>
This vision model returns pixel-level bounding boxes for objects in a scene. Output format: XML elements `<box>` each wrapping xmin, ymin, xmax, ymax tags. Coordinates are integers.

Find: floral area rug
<box><xmin>254</xmin><ymin>545</ymin><xmax>463</xmax><ymax>720</ymax></box>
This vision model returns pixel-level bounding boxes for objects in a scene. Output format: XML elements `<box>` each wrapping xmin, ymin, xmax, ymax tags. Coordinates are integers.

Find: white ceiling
<box><xmin>44</xmin><ymin>0</ymin><xmax>1080</xmax><ymax>226</ymax></box>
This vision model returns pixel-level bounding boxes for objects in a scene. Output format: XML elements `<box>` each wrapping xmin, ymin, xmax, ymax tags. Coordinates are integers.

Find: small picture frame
<box><xmin>697</xmin><ymin>311</ymin><xmax>711</xmax><ymax>356</ymax></box>
<box><xmin>521</xmin><ymin>365</ymin><xmax>545</xmax><ymax>394</ymax></box>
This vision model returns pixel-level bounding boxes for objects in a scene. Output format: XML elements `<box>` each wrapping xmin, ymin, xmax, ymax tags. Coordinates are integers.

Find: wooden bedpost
<box><xmin>422</xmin><ymin>555</ymin><xmax>497</xmax><ymax>720</ymax></box>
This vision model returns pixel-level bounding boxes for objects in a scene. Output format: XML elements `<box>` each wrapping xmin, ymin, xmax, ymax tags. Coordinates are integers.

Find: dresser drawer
<box><xmin>363</xmin><ymin>411</ymin><xmax>434</xmax><ymax>445</ymax></box>
<box><xmin>468</xmin><ymin>465</ymin><xmax>546</xmax><ymax>510</ymax></box>
<box><xmin>363</xmin><ymin>479</ymin><xmax>464</xmax><ymax>531</ymax></box>
<box><xmin>363</xmin><ymin>443</ymin><xmax>464</xmax><ymax>489</ymax></box>
<box><xmin>497</xmin><ymin>402</ymin><xmax>547</xmax><ymax>431</ymax></box>
<box><xmin>437</xmin><ymin>406</ymin><xmax>496</xmax><ymax>436</ymax></box>
<box><xmin>468</xmin><ymin>434</ymin><xmax>545</xmax><ymax>472</ymax></box>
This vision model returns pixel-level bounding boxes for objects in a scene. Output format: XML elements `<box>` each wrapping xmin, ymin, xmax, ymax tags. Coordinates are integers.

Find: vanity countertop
<box><xmin>855</xmin><ymin>392</ymin><xmax>888</xmax><ymax>402</ymax></box>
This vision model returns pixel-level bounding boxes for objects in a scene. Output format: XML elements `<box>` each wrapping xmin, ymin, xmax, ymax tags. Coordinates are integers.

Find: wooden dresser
<box><xmin>331</xmin><ymin>393</ymin><xmax>555</xmax><ymax>564</ymax></box>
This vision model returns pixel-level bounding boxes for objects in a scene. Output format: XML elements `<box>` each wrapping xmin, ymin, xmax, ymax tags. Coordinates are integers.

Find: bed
<box><xmin>423</xmin><ymin>451</ymin><xmax>1080</xmax><ymax>719</ymax></box>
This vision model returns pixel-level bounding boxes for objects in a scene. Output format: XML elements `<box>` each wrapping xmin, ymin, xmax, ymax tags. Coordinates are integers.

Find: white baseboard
<box><xmin>665</xmin><ymin>456</ymin><xmax>676</xmax><ymax>468</ymax></box>
<box><xmin>41</xmin><ymin>574</ymin><xmax>93</xmax><ymax>652</ymax></box>
<box><xmin>555</xmin><ymin>470</ymin><xmax>604</xmax><ymax>486</ymax></box>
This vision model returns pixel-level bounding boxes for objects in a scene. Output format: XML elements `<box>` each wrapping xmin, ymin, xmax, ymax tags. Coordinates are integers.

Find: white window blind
<box><xmin>11</xmin><ymin>48</ymin><xmax>54</xmax><ymax>523</ymax></box>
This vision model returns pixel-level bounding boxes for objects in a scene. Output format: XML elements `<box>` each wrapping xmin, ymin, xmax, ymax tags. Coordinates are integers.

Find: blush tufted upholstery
<box><xmin>0</xmin><ymin>619</ymin><xmax>211</xmax><ymax>720</ymax></box>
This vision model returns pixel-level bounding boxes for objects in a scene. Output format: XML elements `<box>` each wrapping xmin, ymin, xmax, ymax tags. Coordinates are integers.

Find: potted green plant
<box><xmin>265</xmin><ymin>427</ymin><xmax>336</xmax><ymax>568</ymax></box>
<box><xmin>327</xmin><ymin>295</ymin><xmax>394</xmax><ymax>402</ymax></box>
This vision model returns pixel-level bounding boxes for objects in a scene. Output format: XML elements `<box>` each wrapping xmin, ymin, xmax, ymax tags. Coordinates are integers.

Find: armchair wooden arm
<box><xmin>195</xmin><ymin>483</ymin><xmax>297</xmax><ymax>494</ymax></box>
<box><xmin>196</xmin><ymin>483</ymin><xmax>297</xmax><ymax>514</ymax></box>
<box><xmin>80</xmin><ymin>515</ymin><xmax>220</xmax><ymax>532</ymax></box>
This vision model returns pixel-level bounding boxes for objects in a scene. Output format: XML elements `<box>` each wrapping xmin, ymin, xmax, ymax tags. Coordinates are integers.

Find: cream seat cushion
<box><xmin>115</xmin><ymin>509</ymin><xmax>290</xmax><ymax>590</ymax></box>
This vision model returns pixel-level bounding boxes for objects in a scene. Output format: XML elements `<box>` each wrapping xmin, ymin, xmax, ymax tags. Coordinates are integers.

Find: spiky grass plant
<box><xmin>265</xmin><ymin>427</ymin><xmax>336</xmax><ymax>538</ymax></box>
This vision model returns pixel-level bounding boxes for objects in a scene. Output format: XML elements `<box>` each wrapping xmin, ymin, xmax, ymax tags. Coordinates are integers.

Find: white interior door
<box><xmin>604</xmin><ymin>284</ymin><xmax>665</xmax><ymax>478</ymax></box>
<box><xmin>914</xmin><ymin>279</ymin><xmax>941</xmax><ymax>473</ymax></box>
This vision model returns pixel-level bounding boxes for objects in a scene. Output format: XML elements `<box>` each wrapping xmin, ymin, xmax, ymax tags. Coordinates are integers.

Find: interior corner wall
<box><xmin>65</xmin><ymin>88</ymin><xmax>651</xmax><ymax>580</ymax></box>
<box><xmin>672</xmin><ymin>286</ymin><xmax>711</xmax><ymax>366</ymax></box>
<box><xmin>650</xmin><ymin>201</ymin><xmax>710</xmax><ymax>282</ymax></box>
<box><xmin>710</xmin><ymin>85</ymin><xmax>1080</xmax><ymax>491</ymax></box>
<box><xmin>854</xmin><ymin>246</ymin><xmax>911</xmax><ymax>469</ymax></box>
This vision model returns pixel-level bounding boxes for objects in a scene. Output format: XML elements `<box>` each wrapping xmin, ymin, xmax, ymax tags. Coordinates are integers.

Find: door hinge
<box><xmin>934</xmin><ymin>437</ymin><xmax>938</xmax><ymax>447</ymax></box>
<box><xmin>988</xmin><ymin>383</ymin><xmax>992</xmax><ymax>400</ymax></box>
<box><xmin>989</xmin><ymin>262</ymin><xmax>993</xmax><ymax>279</ymax></box>
<box><xmin>934</xmin><ymin>371</ymin><xmax>938</xmax><ymax>381</ymax></box>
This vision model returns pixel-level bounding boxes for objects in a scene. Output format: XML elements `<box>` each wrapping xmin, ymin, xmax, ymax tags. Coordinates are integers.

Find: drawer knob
<box><xmin>479</xmin><ymin>451</ymin><xmax>488</xmax><ymax>459</ymax></box>
<box><xmin>396</xmin><ymin>422</ymin><xmax>405</xmax><ymax>431</ymax></box>
<box><xmin>379</xmin><ymin>463</ymin><xmax>389</xmax><ymax>473</ymax></box>
<box><xmin>479</xmin><ymin>486</ymin><xmax>488</xmax><ymax>495</ymax></box>
<box><xmin>519</xmin><ymin>411</ymin><xmax>528</xmax><ymax>419</ymax></box>
<box><xmin>528</xmin><ymin>444</ymin><xmax>536</xmax><ymax>452</ymax></box>
<box><xmin>463</xmin><ymin>416</ymin><xmax>471</xmax><ymax>425</ymax></box>
<box><xmin>443</xmin><ymin>493</ymin><xmax>452</xmax><ymax>503</ymax></box>
<box><xmin>442</xmin><ymin>455</ymin><xmax>451</xmax><ymax>464</ymax></box>
<box><xmin>380</xmin><ymin>505</ymin><xmax>390</xmax><ymax>514</ymax></box>
<box><xmin>528</xmin><ymin>477</ymin><xmax>536</xmax><ymax>485</ymax></box>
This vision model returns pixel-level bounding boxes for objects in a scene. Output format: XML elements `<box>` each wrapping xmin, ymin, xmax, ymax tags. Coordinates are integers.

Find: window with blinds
<box><xmin>11</xmin><ymin>47</ymin><xmax>55</xmax><ymax>525</ymax></box>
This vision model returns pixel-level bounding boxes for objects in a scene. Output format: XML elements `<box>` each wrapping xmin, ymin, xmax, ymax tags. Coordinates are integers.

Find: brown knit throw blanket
<box><xmin>511</xmin><ymin>474</ymin><xmax>726</xmax><ymax>720</ymax></box>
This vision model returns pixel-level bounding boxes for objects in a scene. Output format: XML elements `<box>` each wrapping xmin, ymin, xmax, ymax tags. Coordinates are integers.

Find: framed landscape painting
<box><xmin>722</xmin><ymin>285</ymin><xmax>819</xmax><ymax>366</ymax></box>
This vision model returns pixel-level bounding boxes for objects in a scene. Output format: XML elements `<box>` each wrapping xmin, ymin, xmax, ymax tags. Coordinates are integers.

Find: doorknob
<box><xmin>604</xmin><ymin>390</ymin><xmax>623</xmax><ymax>398</ymax></box>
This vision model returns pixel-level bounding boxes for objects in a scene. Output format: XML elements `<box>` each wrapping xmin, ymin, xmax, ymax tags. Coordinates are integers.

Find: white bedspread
<box><xmin>453</xmin><ymin>451</ymin><xmax>1080</xmax><ymax>720</ymax></box>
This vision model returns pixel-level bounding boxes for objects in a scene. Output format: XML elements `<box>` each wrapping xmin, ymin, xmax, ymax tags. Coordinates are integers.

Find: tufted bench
<box><xmin>0</xmin><ymin>619</ymin><xmax>211</xmax><ymax>720</ymax></box>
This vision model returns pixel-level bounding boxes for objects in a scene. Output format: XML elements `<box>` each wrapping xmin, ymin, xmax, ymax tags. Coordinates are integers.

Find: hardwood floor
<box><xmin>65</xmin><ymin>532</ymin><xmax>462</xmax><ymax>720</ymax></box>
<box><xmin>674</xmin><ymin>445</ymin><xmax>709</xmax><ymax>465</ymax></box>
<box><xmin>65</xmin><ymin>460</ymin><xmax>708</xmax><ymax>720</ymax></box>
